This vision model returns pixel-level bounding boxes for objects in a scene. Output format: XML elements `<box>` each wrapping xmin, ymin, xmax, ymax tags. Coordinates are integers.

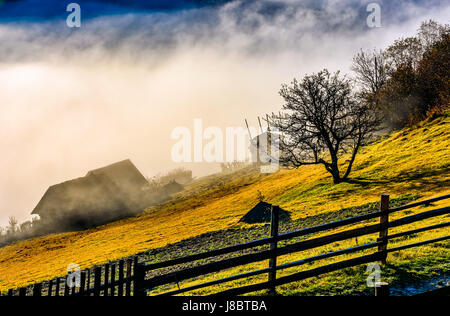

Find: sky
<box><xmin>0</xmin><ymin>0</ymin><xmax>449</xmax><ymax>227</ymax></box>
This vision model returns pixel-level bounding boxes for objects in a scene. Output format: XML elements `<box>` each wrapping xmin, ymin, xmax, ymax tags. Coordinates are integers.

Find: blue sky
<box><xmin>0</xmin><ymin>0</ymin><xmax>446</xmax><ymax>22</ymax></box>
<box><xmin>0</xmin><ymin>0</ymin><xmax>229</xmax><ymax>20</ymax></box>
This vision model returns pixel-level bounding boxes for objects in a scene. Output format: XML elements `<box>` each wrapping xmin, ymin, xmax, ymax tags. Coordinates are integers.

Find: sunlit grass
<box><xmin>0</xmin><ymin>112</ymin><xmax>448</xmax><ymax>291</ymax></box>
<box><xmin>151</xmin><ymin>198</ymin><xmax>450</xmax><ymax>296</ymax></box>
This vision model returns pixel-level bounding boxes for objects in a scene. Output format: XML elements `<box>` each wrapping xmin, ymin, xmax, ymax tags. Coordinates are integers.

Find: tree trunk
<box><xmin>332</xmin><ymin>174</ymin><xmax>342</xmax><ymax>184</ymax></box>
<box><xmin>342</xmin><ymin>141</ymin><xmax>361</xmax><ymax>181</ymax></box>
<box><xmin>330</xmin><ymin>160</ymin><xmax>342</xmax><ymax>184</ymax></box>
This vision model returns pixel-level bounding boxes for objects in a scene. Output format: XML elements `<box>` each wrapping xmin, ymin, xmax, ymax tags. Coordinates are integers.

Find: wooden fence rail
<box><xmin>2</xmin><ymin>257</ymin><xmax>135</xmax><ymax>296</ymax></box>
<box><xmin>2</xmin><ymin>193</ymin><xmax>449</xmax><ymax>296</ymax></box>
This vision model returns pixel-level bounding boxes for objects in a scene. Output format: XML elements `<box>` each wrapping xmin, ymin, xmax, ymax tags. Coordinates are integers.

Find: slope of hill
<box><xmin>0</xmin><ymin>112</ymin><xmax>449</xmax><ymax>291</ymax></box>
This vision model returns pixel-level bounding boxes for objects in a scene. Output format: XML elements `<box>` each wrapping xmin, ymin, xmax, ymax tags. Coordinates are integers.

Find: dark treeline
<box><xmin>352</xmin><ymin>20</ymin><xmax>449</xmax><ymax>129</ymax></box>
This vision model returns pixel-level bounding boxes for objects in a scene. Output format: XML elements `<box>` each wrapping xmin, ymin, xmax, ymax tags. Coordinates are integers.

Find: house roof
<box><xmin>86</xmin><ymin>159</ymin><xmax>148</xmax><ymax>189</ymax></box>
<box><xmin>32</xmin><ymin>159</ymin><xmax>149</xmax><ymax>218</ymax></box>
<box><xmin>32</xmin><ymin>173</ymin><xmax>126</xmax><ymax>216</ymax></box>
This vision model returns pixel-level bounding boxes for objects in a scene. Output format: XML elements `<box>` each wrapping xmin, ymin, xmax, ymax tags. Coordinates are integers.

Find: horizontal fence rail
<box><xmin>2</xmin><ymin>193</ymin><xmax>449</xmax><ymax>296</ymax></box>
<box><xmin>138</xmin><ymin>193</ymin><xmax>450</xmax><ymax>296</ymax></box>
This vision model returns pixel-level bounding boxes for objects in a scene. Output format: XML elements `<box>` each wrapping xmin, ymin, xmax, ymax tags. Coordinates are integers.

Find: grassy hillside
<box><xmin>0</xmin><ymin>112</ymin><xmax>449</xmax><ymax>291</ymax></box>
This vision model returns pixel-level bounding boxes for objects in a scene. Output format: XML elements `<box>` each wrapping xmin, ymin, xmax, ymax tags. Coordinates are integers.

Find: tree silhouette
<box><xmin>270</xmin><ymin>70</ymin><xmax>380</xmax><ymax>184</ymax></box>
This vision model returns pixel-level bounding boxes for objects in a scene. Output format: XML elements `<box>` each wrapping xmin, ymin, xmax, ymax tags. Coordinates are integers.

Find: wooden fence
<box><xmin>2</xmin><ymin>193</ymin><xmax>449</xmax><ymax>296</ymax></box>
<box><xmin>2</xmin><ymin>257</ymin><xmax>137</xmax><ymax>296</ymax></box>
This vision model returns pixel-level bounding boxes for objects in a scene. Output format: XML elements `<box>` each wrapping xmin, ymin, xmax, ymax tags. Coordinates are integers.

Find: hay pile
<box><xmin>239</xmin><ymin>201</ymin><xmax>291</xmax><ymax>224</ymax></box>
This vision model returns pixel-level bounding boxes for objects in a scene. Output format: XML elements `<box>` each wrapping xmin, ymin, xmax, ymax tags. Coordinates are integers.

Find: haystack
<box><xmin>239</xmin><ymin>201</ymin><xmax>291</xmax><ymax>224</ymax></box>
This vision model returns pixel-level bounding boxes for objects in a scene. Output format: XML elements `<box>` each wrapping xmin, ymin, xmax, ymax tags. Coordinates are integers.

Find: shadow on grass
<box><xmin>344</xmin><ymin>167</ymin><xmax>449</xmax><ymax>192</ymax></box>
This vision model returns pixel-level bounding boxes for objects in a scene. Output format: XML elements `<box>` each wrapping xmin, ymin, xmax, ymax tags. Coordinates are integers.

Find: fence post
<box><xmin>71</xmin><ymin>279</ymin><xmax>76</xmax><ymax>296</ymax></box>
<box><xmin>375</xmin><ymin>282</ymin><xmax>390</xmax><ymax>296</ymax></box>
<box><xmin>64</xmin><ymin>276</ymin><xmax>70</xmax><ymax>296</ymax></box>
<box><xmin>47</xmin><ymin>279</ymin><xmax>53</xmax><ymax>296</ymax></box>
<box><xmin>268</xmin><ymin>205</ymin><xmax>279</xmax><ymax>295</ymax></box>
<box><xmin>33</xmin><ymin>283</ymin><xmax>42</xmax><ymax>296</ymax></box>
<box><xmin>110</xmin><ymin>264</ymin><xmax>116</xmax><ymax>296</ymax></box>
<box><xmin>378</xmin><ymin>194</ymin><xmax>390</xmax><ymax>265</ymax></box>
<box><xmin>80</xmin><ymin>271</ymin><xmax>86</xmax><ymax>296</ymax></box>
<box><xmin>93</xmin><ymin>267</ymin><xmax>102</xmax><ymax>296</ymax></box>
<box><xmin>86</xmin><ymin>269</ymin><xmax>91</xmax><ymax>295</ymax></box>
<box><xmin>125</xmin><ymin>258</ymin><xmax>133</xmax><ymax>296</ymax></box>
<box><xmin>104</xmin><ymin>263</ymin><xmax>110</xmax><ymax>296</ymax></box>
<box><xmin>55</xmin><ymin>277</ymin><xmax>60</xmax><ymax>296</ymax></box>
<box><xmin>118</xmin><ymin>260</ymin><xmax>124</xmax><ymax>296</ymax></box>
<box><xmin>19</xmin><ymin>287</ymin><xmax>26</xmax><ymax>296</ymax></box>
<box><xmin>133</xmin><ymin>257</ymin><xmax>146</xmax><ymax>296</ymax></box>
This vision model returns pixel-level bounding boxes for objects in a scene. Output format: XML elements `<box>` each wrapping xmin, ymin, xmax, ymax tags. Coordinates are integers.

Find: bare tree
<box><xmin>352</xmin><ymin>49</ymin><xmax>389</xmax><ymax>96</ymax></box>
<box><xmin>270</xmin><ymin>70</ymin><xmax>380</xmax><ymax>184</ymax></box>
<box><xmin>7</xmin><ymin>216</ymin><xmax>18</xmax><ymax>235</ymax></box>
<box><xmin>417</xmin><ymin>20</ymin><xmax>449</xmax><ymax>50</ymax></box>
<box><xmin>353</xmin><ymin>21</ymin><xmax>449</xmax><ymax>98</ymax></box>
<box><xmin>384</xmin><ymin>36</ymin><xmax>423</xmax><ymax>71</ymax></box>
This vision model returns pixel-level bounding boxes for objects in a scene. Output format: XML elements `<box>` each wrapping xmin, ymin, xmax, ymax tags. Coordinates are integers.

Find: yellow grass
<box><xmin>0</xmin><ymin>112</ymin><xmax>449</xmax><ymax>291</ymax></box>
<box><xmin>153</xmin><ymin>198</ymin><xmax>450</xmax><ymax>295</ymax></box>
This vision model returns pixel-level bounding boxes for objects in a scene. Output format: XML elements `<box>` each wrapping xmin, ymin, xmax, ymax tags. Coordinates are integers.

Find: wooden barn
<box><xmin>32</xmin><ymin>160</ymin><xmax>152</xmax><ymax>230</ymax></box>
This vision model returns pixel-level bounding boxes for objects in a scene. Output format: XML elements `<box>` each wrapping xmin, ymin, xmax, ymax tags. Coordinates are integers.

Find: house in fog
<box><xmin>31</xmin><ymin>159</ymin><xmax>153</xmax><ymax>231</ymax></box>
